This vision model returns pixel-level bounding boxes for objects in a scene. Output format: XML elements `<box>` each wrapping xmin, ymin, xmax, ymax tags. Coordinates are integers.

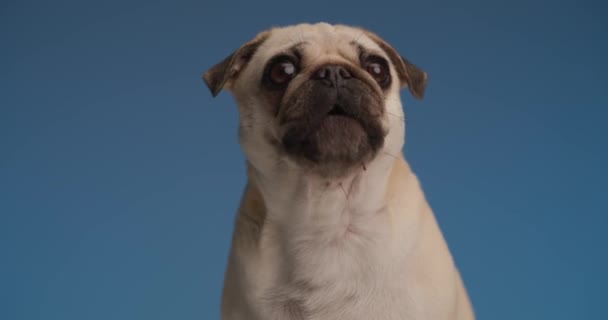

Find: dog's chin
<box><xmin>281</xmin><ymin>114</ymin><xmax>384</xmax><ymax>178</ymax></box>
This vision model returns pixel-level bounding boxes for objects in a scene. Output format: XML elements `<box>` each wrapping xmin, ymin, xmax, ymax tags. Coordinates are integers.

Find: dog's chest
<box><xmin>260</xmin><ymin>207</ymin><xmax>416</xmax><ymax>319</ymax></box>
<box><xmin>265</xmin><ymin>266</ymin><xmax>416</xmax><ymax>320</ymax></box>
<box><xmin>271</xmin><ymin>288</ymin><xmax>414</xmax><ymax>320</ymax></box>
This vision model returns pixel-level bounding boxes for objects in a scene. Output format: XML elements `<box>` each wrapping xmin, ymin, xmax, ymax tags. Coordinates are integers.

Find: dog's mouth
<box><xmin>327</xmin><ymin>104</ymin><xmax>349</xmax><ymax>117</ymax></box>
<box><xmin>319</xmin><ymin>104</ymin><xmax>362</xmax><ymax>131</ymax></box>
<box><xmin>317</xmin><ymin>104</ymin><xmax>365</xmax><ymax>137</ymax></box>
<box><xmin>277</xmin><ymin>78</ymin><xmax>386</xmax><ymax>177</ymax></box>
<box><xmin>280</xmin><ymin>104</ymin><xmax>384</xmax><ymax>176</ymax></box>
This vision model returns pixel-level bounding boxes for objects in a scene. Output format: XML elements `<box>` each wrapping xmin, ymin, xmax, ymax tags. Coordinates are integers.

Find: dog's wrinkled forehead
<box><xmin>253</xmin><ymin>23</ymin><xmax>383</xmax><ymax>68</ymax></box>
<box><xmin>203</xmin><ymin>22</ymin><xmax>427</xmax><ymax>99</ymax></box>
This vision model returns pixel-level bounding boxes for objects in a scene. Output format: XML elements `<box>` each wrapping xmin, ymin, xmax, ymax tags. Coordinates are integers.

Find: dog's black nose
<box><xmin>312</xmin><ymin>65</ymin><xmax>352</xmax><ymax>87</ymax></box>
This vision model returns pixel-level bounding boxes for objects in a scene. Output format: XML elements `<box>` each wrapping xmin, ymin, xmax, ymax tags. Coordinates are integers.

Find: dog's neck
<box><xmin>242</xmin><ymin>151</ymin><xmax>415</xmax><ymax>288</ymax></box>
<box><xmin>246</xmin><ymin>151</ymin><xmax>401</xmax><ymax>233</ymax></box>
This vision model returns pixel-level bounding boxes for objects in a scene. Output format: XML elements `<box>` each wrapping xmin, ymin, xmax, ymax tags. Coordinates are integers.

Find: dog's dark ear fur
<box><xmin>363</xmin><ymin>30</ymin><xmax>428</xmax><ymax>99</ymax></box>
<box><xmin>203</xmin><ymin>31</ymin><xmax>270</xmax><ymax>97</ymax></box>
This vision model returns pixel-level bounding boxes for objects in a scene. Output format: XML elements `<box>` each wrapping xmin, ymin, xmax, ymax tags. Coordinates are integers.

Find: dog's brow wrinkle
<box><xmin>279</xmin><ymin>41</ymin><xmax>309</xmax><ymax>60</ymax></box>
<box><xmin>305</xmin><ymin>50</ymin><xmax>324</xmax><ymax>67</ymax></box>
<box><xmin>298</xmin><ymin>26</ymin><xmax>305</xmax><ymax>43</ymax></box>
<box><xmin>349</xmin><ymin>41</ymin><xmax>365</xmax><ymax>57</ymax></box>
<box><xmin>281</xmin><ymin>31</ymin><xmax>299</xmax><ymax>48</ymax></box>
<box><xmin>286</xmin><ymin>27</ymin><xmax>302</xmax><ymax>48</ymax></box>
<box><xmin>351</xmin><ymin>29</ymin><xmax>365</xmax><ymax>47</ymax></box>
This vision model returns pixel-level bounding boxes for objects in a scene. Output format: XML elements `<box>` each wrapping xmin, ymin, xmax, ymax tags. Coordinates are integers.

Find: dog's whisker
<box><xmin>385</xmin><ymin>111</ymin><xmax>405</xmax><ymax>121</ymax></box>
<box><xmin>347</xmin><ymin>180</ymin><xmax>357</xmax><ymax>199</ymax></box>
<box><xmin>239</xmin><ymin>118</ymin><xmax>276</xmax><ymax>128</ymax></box>
<box><xmin>384</xmin><ymin>96</ymin><xmax>403</xmax><ymax>103</ymax></box>
<box><xmin>338</xmin><ymin>182</ymin><xmax>349</xmax><ymax>199</ymax></box>
<box><xmin>239</xmin><ymin>122</ymin><xmax>272</xmax><ymax>128</ymax></box>
<box><xmin>383</xmin><ymin>151</ymin><xmax>400</xmax><ymax>159</ymax></box>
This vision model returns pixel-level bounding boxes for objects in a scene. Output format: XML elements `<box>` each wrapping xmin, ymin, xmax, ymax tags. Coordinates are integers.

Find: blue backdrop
<box><xmin>1</xmin><ymin>0</ymin><xmax>606</xmax><ymax>319</ymax></box>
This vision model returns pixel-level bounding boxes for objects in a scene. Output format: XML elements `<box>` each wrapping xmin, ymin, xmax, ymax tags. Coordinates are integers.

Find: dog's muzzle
<box><xmin>278</xmin><ymin>63</ymin><xmax>387</xmax><ymax>175</ymax></box>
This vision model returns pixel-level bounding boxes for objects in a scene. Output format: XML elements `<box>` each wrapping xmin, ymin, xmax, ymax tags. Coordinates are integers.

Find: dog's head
<box><xmin>204</xmin><ymin>23</ymin><xmax>427</xmax><ymax>178</ymax></box>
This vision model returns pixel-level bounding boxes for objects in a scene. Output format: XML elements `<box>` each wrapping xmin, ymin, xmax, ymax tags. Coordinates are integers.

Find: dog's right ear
<box><xmin>203</xmin><ymin>31</ymin><xmax>270</xmax><ymax>97</ymax></box>
<box><xmin>362</xmin><ymin>30</ymin><xmax>428</xmax><ymax>99</ymax></box>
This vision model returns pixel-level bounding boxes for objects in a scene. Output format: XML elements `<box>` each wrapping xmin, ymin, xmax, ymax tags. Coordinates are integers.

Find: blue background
<box><xmin>1</xmin><ymin>0</ymin><xmax>606</xmax><ymax>319</ymax></box>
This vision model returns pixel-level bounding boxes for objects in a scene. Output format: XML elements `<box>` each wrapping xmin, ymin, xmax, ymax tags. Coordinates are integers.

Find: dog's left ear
<box><xmin>364</xmin><ymin>31</ymin><xmax>428</xmax><ymax>99</ymax></box>
<box><xmin>203</xmin><ymin>31</ymin><xmax>270</xmax><ymax>97</ymax></box>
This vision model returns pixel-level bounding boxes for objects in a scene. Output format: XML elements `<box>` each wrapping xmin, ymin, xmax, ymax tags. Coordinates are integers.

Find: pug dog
<box><xmin>203</xmin><ymin>22</ymin><xmax>474</xmax><ymax>320</ymax></box>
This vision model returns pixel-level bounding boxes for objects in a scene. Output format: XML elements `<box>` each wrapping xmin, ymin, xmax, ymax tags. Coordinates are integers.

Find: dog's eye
<box><xmin>266</xmin><ymin>57</ymin><xmax>298</xmax><ymax>87</ymax></box>
<box><xmin>364</xmin><ymin>58</ymin><xmax>391</xmax><ymax>88</ymax></box>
